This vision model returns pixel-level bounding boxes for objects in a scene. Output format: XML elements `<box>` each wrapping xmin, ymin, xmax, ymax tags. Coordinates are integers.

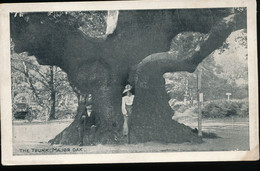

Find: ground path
<box><xmin>13</xmin><ymin>117</ymin><xmax>249</xmax><ymax>155</ymax></box>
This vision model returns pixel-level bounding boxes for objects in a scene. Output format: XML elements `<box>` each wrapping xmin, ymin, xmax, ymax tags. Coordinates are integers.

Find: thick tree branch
<box><xmin>132</xmin><ymin>12</ymin><xmax>246</xmax><ymax>84</ymax></box>
<box><xmin>185</xmin><ymin>12</ymin><xmax>246</xmax><ymax>68</ymax></box>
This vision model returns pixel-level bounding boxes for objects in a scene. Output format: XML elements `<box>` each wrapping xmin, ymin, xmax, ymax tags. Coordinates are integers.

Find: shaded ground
<box><xmin>12</xmin><ymin>117</ymin><xmax>249</xmax><ymax>155</ymax></box>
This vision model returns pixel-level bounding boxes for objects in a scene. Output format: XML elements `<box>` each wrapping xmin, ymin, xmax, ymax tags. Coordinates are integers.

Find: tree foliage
<box><xmin>164</xmin><ymin>29</ymin><xmax>248</xmax><ymax>106</ymax></box>
<box><xmin>11</xmin><ymin>51</ymin><xmax>78</xmax><ymax>120</ymax></box>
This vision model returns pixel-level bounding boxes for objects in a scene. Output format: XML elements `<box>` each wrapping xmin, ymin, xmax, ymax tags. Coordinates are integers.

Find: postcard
<box><xmin>0</xmin><ymin>0</ymin><xmax>258</xmax><ymax>165</ymax></box>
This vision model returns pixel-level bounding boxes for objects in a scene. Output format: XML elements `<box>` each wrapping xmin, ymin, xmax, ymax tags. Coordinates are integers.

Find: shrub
<box><xmin>199</xmin><ymin>100</ymin><xmax>249</xmax><ymax>118</ymax></box>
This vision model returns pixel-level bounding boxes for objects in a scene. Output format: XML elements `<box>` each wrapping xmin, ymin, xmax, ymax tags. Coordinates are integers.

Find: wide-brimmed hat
<box><xmin>123</xmin><ymin>84</ymin><xmax>132</xmax><ymax>94</ymax></box>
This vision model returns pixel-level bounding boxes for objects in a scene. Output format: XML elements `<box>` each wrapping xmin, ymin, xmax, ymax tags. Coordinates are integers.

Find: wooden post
<box><xmin>197</xmin><ymin>68</ymin><xmax>202</xmax><ymax>136</ymax></box>
<box><xmin>189</xmin><ymin>88</ymin><xmax>193</xmax><ymax>106</ymax></box>
<box><xmin>184</xmin><ymin>79</ymin><xmax>189</xmax><ymax>104</ymax></box>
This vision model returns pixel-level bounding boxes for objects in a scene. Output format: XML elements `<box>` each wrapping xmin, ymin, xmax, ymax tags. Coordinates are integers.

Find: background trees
<box><xmin>164</xmin><ymin>29</ymin><xmax>248</xmax><ymax>106</ymax></box>
<box><xmin>11</xmin><ymin>50</ymin><xmax>78</xmax><ymax>121</ymax></box>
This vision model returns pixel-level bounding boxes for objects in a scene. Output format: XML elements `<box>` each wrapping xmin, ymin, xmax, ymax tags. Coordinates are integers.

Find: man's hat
<box><xmin>123</xmin><ymin>84</ymin><xmax>132</xmax><ymax>94</ymax></box>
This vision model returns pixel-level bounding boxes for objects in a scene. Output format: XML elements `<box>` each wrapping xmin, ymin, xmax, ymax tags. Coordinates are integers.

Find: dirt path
<box><xmin>12</xmin><ymin>118</ymin><xmax>249</xmax><ymax>155</ymax></box>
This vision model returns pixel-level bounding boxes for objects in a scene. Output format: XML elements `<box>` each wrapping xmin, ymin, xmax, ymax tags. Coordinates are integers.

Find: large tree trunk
<box><xmin>129</xmin><ymin>58</ymin><xmax>202</xmax><ymax>143</ymax></box>
<box><xmin>49</xmin><ymin>67</ymin><xmax>202</xmax><ymax>145</ymax></box>
<box><xmin>49</xmin><ymin>64</ymin><xmax>125</xmax><ymax>145</ymax></box>
<box><xmin>49</xmin><ymin>58</ymin><xmax>202</xmax><ymax>145</ymax></box>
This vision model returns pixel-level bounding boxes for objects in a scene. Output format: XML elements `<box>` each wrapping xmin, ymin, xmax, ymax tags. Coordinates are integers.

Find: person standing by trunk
<box><xmin>79</xmin><ymin>103</ymin><xmax>100</xmax><ymax>146</ymax></box>
<box><xmin>121</xmin><ymin>84</ymin><xmax>135</xmax><ymax>143</ymax></box>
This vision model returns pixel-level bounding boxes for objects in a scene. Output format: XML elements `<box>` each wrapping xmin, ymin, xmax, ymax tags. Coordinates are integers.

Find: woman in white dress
<box><xmin>121</xmin><ymin>84</ymin><xmax>135</xmax><ymax>142</ymax></box>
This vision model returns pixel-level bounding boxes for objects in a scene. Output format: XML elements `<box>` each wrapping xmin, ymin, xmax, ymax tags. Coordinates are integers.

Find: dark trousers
<box><xmin>78</xmin><ymin>126</ymin><xmax>97</xmax><ymax>145</ymax></box>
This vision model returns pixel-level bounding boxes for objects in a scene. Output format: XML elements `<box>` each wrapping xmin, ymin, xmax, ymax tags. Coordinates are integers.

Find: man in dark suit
<box><xmin>79</xmin><ymin>103</ymin><xmax>100</xmax><ymax>146</ymax></box>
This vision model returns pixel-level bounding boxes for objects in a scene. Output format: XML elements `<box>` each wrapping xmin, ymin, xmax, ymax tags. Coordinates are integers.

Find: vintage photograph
<box><xmin>1</xmin><ymin>0</ymin><xmax>258</xmax><ymax>165</ymax></box>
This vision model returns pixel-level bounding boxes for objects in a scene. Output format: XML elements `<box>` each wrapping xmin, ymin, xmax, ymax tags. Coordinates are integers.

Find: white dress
<box><xmin>121</xmin><ymin>95</ymin><xmax>135</xmax><ymax>136</ymax></box>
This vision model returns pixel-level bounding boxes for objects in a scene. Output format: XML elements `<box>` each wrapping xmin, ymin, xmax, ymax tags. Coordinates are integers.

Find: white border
<box><xmin>0</xmin><ymin>0</ymin><xmax>258</xmax><ymax>165</ymax></box>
